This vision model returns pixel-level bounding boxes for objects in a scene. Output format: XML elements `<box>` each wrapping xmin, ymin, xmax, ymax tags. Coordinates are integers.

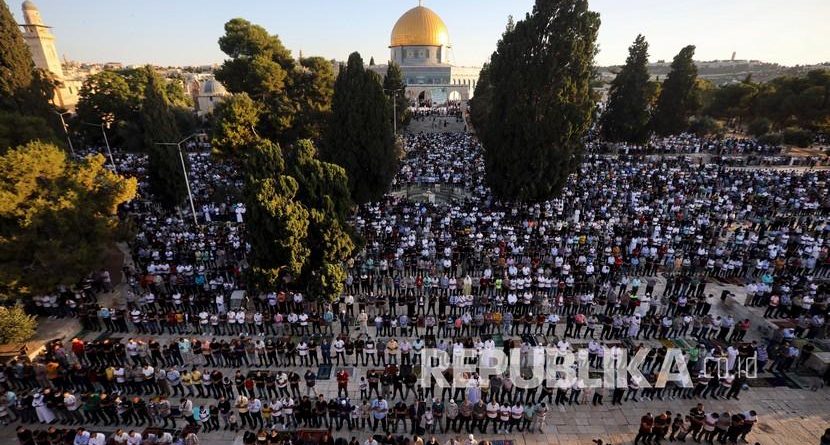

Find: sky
<box><xmin>9</xmin><ymin>0</ymin><xmax>830</xmax><ymax>68</ymax></box>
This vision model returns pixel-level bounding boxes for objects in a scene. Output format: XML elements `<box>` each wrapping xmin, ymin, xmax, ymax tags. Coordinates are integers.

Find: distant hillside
<box><xmin>597</xmin><ymin>60</ymin><xmax>830</xmax><ymax>85</ymax></box>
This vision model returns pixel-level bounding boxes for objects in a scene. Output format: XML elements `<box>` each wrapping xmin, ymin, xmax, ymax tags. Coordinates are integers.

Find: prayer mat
<box><xmin>659</xmin><ymin>339</ymin><xmax>676</xmax><ymax>348</ymax></box>
<box><xmin>493</xmin><ymin>334</ymin><xmax>504</xmax><ymax>347</ymax></box>
<box><xmin>316</xmin><ymin>364</ymin><xmax>332</xmax><ymax>380</ymax></box>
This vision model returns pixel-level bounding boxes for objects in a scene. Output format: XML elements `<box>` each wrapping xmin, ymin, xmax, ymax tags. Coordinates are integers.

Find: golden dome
<box><xmin>390</xmin><ymin>6</ymin><xmax>450</xmax><ymax>48</ymax></box>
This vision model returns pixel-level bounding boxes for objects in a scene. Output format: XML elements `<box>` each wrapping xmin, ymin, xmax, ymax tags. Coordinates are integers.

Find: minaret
<box><xmin>20</xmin><ymin>1</ymin><xmax>65</xmax><ymax>79</ymax></box>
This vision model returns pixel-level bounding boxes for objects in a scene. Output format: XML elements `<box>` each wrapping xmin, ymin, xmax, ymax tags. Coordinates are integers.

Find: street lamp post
<box><xmin>81</xmin><ymin>121</ymin><xmax>117</xmax><ymax>172</ymax></box>
<box><xmin>155</xmin><ymin>133</ymin><xmax>206</xmax><ymax>227</ymax></box>
<box><xmin>385</xmin><ymin>87</ymin><xmax>405</xmax><ymax>136</ymax></box>
<box><xmin>54</xmin><ymin>111</ymin><xmax>75</xmax><ymax>156</ymax></box>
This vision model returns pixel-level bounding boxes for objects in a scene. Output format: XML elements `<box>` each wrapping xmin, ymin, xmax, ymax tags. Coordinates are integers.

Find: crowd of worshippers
<box><xmin>13</xmin><ymin>130</ymin><xmax>828</xmax><ymax>445</ymax></box>
<box><xmin>587</xmin><ymin>132</ymin><xmax>785</xmax><ymax>156</ymax></box>
<box><xmin>632</xmin><ymin>403</ymin><xmax>759</xmax><ymax>445</ymax></box>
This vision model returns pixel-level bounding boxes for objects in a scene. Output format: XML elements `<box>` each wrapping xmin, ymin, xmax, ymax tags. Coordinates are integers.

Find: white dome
<box><xmin>200</xmin><ymin>79</ymin><xmax>227</xmax><ymax>96</ymax></box>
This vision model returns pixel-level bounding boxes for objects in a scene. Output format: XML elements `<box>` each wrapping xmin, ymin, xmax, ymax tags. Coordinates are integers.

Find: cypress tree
<box><xmin>141</xmin><ymin>67</ymin><xmax>186</xmax><ymax>210</ymax></box>
<box><xmin>479</xmin><ymin>0</ymin><xmax>600</xmax><ymax>202</ymax></box>
<box><xmin>0</xmin><ymin>1</ymin><xmax>34</xmax><ymax>113</ymax></box>
<box><xmin>600</xmin><ymin>34</ymin><xmax>652</xmax><ymax>144</ymax></box>
<box><xmin>652</xmin><ymin>45</ymin><xmax>700</xmax><ymax>136</ymax></box>
<box><xmin>383</xmin><ymin>61</ymin><xmax>410</xmax><ymax>132</ymax></box>
<box><xmin>324</xmin><ymin>52</ymin><xmax>397</xmax><ymax>204</ymax></box>
<box><xmin>243</xmin><ymin>139</ymin><xmax>310</xmax><ymax>290</ymax></box>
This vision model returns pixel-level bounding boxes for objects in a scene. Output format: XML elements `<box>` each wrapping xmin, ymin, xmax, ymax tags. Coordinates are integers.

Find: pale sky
<box><xmin>9</xmin><ymin>0</ymin><xmax>830</xmax><ymax>68</ymax></box>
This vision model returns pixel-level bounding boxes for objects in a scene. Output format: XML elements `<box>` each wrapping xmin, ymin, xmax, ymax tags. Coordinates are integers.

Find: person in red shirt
<box><xmin>71</xmin><ymin>338</ymin><xmax>86</xmax><ymax>365</ymax></box>
<box><xmin>336</xmin><ymin>369</ymin><xmax>350</xmax><ymax>398</ymax></box>
<box><xmin>634</xmin><ymin>412</ymin><xmax>654</xmax><ymax>445</ymax></box>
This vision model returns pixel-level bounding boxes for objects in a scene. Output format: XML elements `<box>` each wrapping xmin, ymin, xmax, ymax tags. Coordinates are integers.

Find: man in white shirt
<box><xmin>88</xmin><ymin>433</ymin><xmax>106</xmax><ymax>445</ymax></box>
<box><xmin>126</xmin><ymin>431</ymin><xmax>142</xmax><ymax>445</ymax></box>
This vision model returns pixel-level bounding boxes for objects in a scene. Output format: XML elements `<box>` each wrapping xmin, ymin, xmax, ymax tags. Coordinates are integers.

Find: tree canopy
<box><xmin>210</xmin><ymin>92</ymin><xmax>262</xmax><ymax>158</ymax></box>
<box><xmin>0</xmin><ymin>1</ymin><xmax>57</xmax><ymax>149</ymax></box>
<box><xmin>141</xmin><ymin>67</ymin><xmax>186</xmax><ymax>210</ymax></box>
<box><xmin>215</xmin><ymin>18</ymin><xmax>334</xmax><ymax>144</ymax></box>
<box><xmin>600</xmin><ymin>34</ymin><xmax>652</xmax><ymax>144</ymax></box>
<box><xmin>323</xmin><ymin>52</ymin><xmax>397</xmax><ymax>204</ymax></box>
<box><xmin>651</xmin><ymin>45</ymin><xmax>700</xmax><ymax>136</ymax></box>
<box><xmin>0</xmin><ymin>142</ymin><xmax>136</xmax><ymax>298</ymax></box>
<box><xmin>474</xmin><ymin>0</ymin><xmax>600</xmax><ymax>202</ymax></box>
<box><xmin>74</xmin><ymin>67</ymin><xmax>195</xmax><ymax>150</ymax></box>
<box><xmin>383</xmin><ymin>61</ymin><xmax>411</xmax><ymax>132</ymax></box>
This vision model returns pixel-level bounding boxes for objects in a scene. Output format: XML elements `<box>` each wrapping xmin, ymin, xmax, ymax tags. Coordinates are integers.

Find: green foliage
<box><xmin>383</xmin><ymin>61</ymin><xmax>411</xmax><ymax>131</ymax></box>
<box><xmin>0</xmin><ymin>142</ymin><xmax>136</xmax><ymax>298</ymax></box>
<box><xmin>243</xmin><ymin>139</ymin><xmax>309</xmax><ymax>290</ymax></box>
<box><xmin>600</xmin><ymin>34</ymin><xmax>652</xmax><ymax>144</ymax></box>
<box><xmin>289</xmin><ymin>56</ymin><xmax>335</xmax><ymax>141</ymax></box>
<box><xmin>214</xmin><ymin>18</ymin><xmax>355</xmax><ymax>300</ymax></box>
<box><xmin>217</xmin><ymin>18</ymin><xmax>330</xmax><ymax>144</ymax></box>
<box><xmin>285</xmin><ymin>140</ymin><xmax>354</xmax><ymax>302</ymax></box>
<box><xmin>706</xmin><ymin>81</ymin><xmax>759</xmax><ymax>123</ymax></box>
<box><xmin>141</xmin><ymin>68</ymin><xmax>185</xmax><ymax>210</ymax></box>
<box><xmin>74</xmin><ymin>68</ymin><xmax>195</xmax><ymax>150</ymax></box>
<box><xmin>477</xmin><ymin>0</ymin><xmax>600</xmax><ymax>202</ymax></box>
<box><xmin>747</xmin><ymin>117</ymin><xmax>771</xmax><ymax>137</ymax></box>
<box><xmin>0</xmin><ymin>111</ymin><xmax>59</xmax><ymax>152</ymax></box>
<box><xmin>688</xmin><ymin>115</ymin><xmax>722</xmax><ymax>137</ymax></box>
<box><xmin>74</xmin><ymin>71</ymin><xmax>134</xmax><ymax>146</ymax></box>
<box><xmin>703</xmin><ymin>69</ymin><xmax>830</xmax><ymax>134</ymax></box>
<box><xmin>756</xmin><ymin>70</ymin><xmax>830</xmax><ymax>132</ymax></box>
<box><xmin>286</xmin><ymin>140</ymin><xmax>352</xmax><ymax>220</ymax></box>
<box><xmin>211</xmin><ymin>93</ymin><xmax>262</xmax><ymax>158</ymax></box>
<box><xmin>469</xmin><ymin>63</ymin><xmax>492</xmax><ymax>132</ymax></box>
<box><xmin>0</xmin><ymin>3</ymin><xmax>57</xmax><ymax>146</ymax></box>
<box><xmin>652</xmin><ymin>45</ymin><xmax>700</xmax><ymax>136</ymax></box>
<box><xmin>0</xmin><ymin>304</ymin><xmax>37</xmax><ymax>344</ymax></box>
<box><xmin>241</xmin><ymin>136</ymin><xmax>355</xmax><ymax>300</ymax></box>
<box><xmin>0</xmin><ymin>1</ymin><xmax>35</xmax><ymax>113</ymax></box>
<box><xmin>757</xmin><ymin>132</ymin><xmax>783</xmax><ymax>146</ymax></box>
<box><xmin>324</xmin><ymin>52</ymin><xmax>397</xmax><ymax>204</ymax></box>
<box><xmin>782</xmin><ymin>127</ymin><xmax>814</xmax><ymax>147</ymax></box>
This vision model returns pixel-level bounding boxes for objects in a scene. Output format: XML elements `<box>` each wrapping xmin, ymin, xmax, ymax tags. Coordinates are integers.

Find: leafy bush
<box><xmin>0</xmin><ymin>304</ymin><xmax>37</xmax><ymax>344</ymax></box>
<box><xmin>782</xmin><ymin>127</ymin><xmax>814</xmax><ymax>148</ymax></box>
<box><xmin>747</xmin><ymin>118</ymin><xmax>771</xmax><ymax>137</ymax></box>
<box><xmin>757</xmin><ymin>133</ymin><xmax>784</xmax><ymax>146</ymax></box>
<box><xmin>689</xmin><ymin>116</ymin><xmax>723</xmax><ymax>137</ymax></box>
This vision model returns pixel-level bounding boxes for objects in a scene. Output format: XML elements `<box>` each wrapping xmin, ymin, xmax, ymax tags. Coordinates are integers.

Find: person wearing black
<box><xmin>393</xmin><ymin>401</ymin><xmax>408</xmax><ymax>433</ymax></box>
<box><xmin>393</xmin><ymin>372</ymin><xmax>405</xmax><ymax>401</ymax></box>
<box><xmin>315</xmin><ymin>395</ymin><xmax>328</xmax><ymax>428</ymax></box>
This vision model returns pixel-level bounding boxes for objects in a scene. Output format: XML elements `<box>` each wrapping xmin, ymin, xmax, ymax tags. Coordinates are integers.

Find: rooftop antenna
<box><xmin>419</xmin><ymin>0</ymin><xmax>423</xmax><ymax>6</ymax></box>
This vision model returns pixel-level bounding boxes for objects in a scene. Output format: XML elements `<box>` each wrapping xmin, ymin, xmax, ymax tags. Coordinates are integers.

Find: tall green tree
<box><xmin>74</xmin><ymin>71</ymin><xmax>135</xmax><ymax>146</ymax></box>
<box><xmin>383</xmin><ymin>61</ymin><xmax>411</xmax><ymax>132</ymax></box>
<box><xmin>652</xmin><ymin>45</ymin><xmax>700</xmax><ymax>136</ymax></box>
<box><xmin>324</xmin><ymin>52</ymin><xmax>397</xmax><ymax>204</ymax></box>
<box><xmin>285</xmin><ymin>139</ymin><xmax>354</xmax><ymax>302</ymax></box>
<box><xmin>243</xmin><ymin>139</ymin><xmax>310</xmax><ymax>290</ymax></box>
<box><xmin>141</xmin><ymin>67</ymin><xmax>185</xmax><ymax>210</ymax></box>
<box><xmin>469</xmin><ymin>63</ymin><xmax>492</xmax><ymax>133</ymax></box>
<box><xmin>0</xmin><ymin>142</ymin><xmax>136</xmax><ymax>299</ymax></box>
<box><xmin>600</xmin><ymin>34</ymin><xmax>652</xmax><ymax>144</ymax></box>
<box><xmin>210</xmin><ymin>92</ymin><xmax>262</xmax><ymax>158</ymax></box>
<box><xmin>0</xmin><ymin>0</ymin><xmax>34</xmax><ymax>113</ymax></box>
<box><xmin>289</xmin><ymin>56</ymin><xmax>335</xmax><ymax>141</ymax></box>
<box><xmin>215</xmin><ymin>18</ymin><xmax>297</xmax><ymax>141</ymax></box>
<box><xmin>74</xmin><ymin>68</ymin><xmax>196</xmax><ymax>150</ymax></box>
<box><xmin>0</xmin><ymin>2</ymin><xmax>57</xmax><ymax>147</ymax></box>
<box><xmin>477</xmin><ymin>0</ymin><xmax>600</xmax><ymax>202</ymax></box>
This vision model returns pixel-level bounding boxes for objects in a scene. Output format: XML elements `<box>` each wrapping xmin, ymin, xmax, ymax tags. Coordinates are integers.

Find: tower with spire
<box><xmin>19</xmin><ymin>0</ymin><xmax>78</xmax><ymax>109</ymax></box>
